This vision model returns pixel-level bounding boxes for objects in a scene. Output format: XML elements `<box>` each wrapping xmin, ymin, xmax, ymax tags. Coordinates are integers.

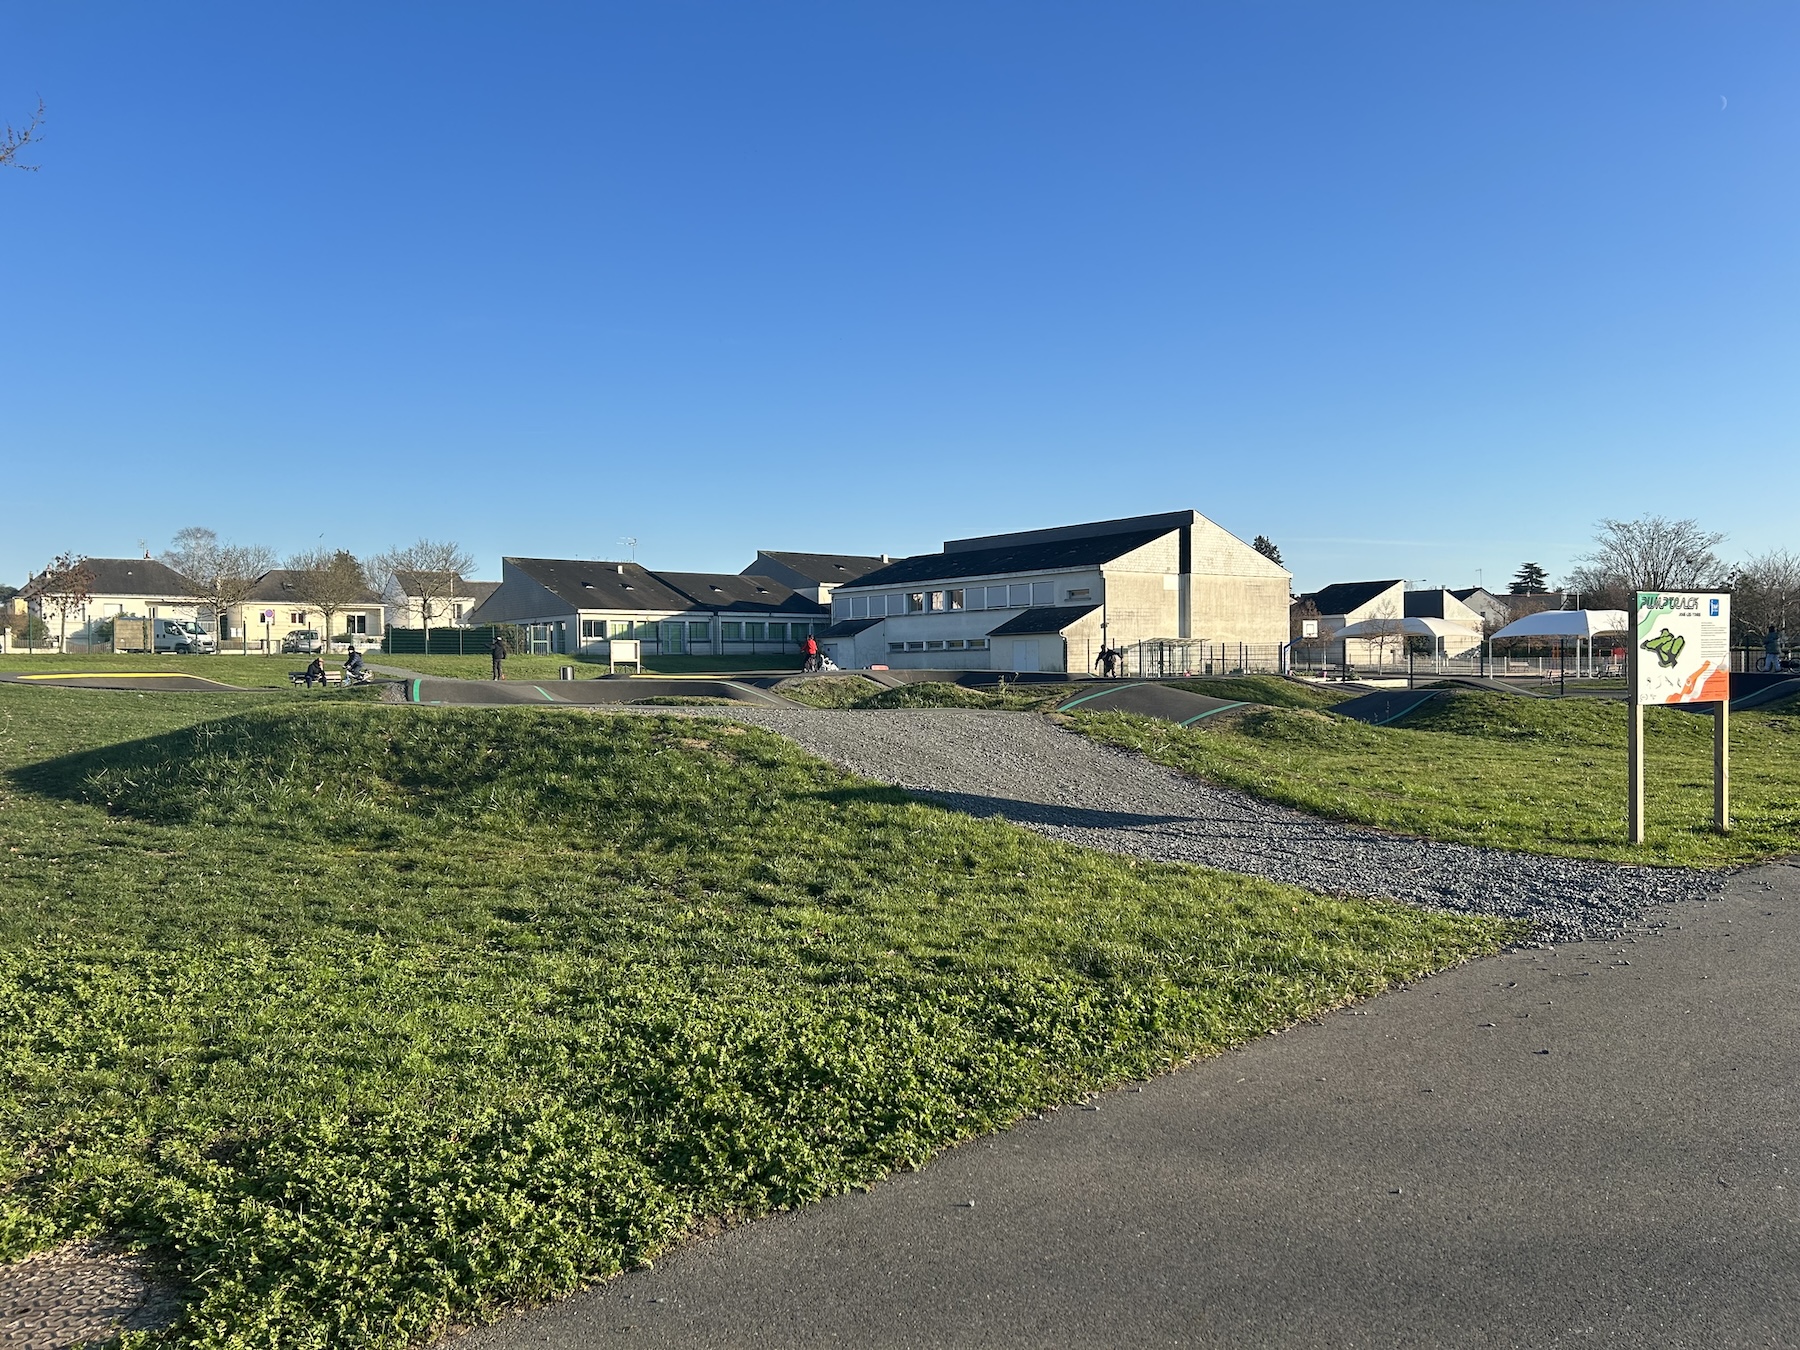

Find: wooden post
<box><xmin>1627</xmin><ymin>622</ymin><xmax>1645</xmax><ymax>844</ymax></box>
<box><xmin>1715</xmin><ymin>699</ymin><xmax>1731</xmax><ymax>833</ymax></box>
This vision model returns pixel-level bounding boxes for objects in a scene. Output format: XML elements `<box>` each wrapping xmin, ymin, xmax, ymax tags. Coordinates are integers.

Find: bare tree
<box><xmin>1</xmin><ymin>99</ymin><xmax>43</xmax><ymax>172</ymax></box>
<box><xmin>371</xmin><ymin>539</ymin><xmax>475</xmax><ymax>631</ymax></box>
<box><xmin>1566</xmin><ymin>516</ymin><xmax>1726</xmax><ymax>608</ymax></box>
<box><xmin>29</xmin><ymin>553</ymin><xmax>94</xmax><ymax>650</ymax></box>
<box><xmin>1730</xmin><ymin>548</ymin><xmax>1800</xmax><ymax>646</ymax></box>
<box><xmin>287</xmin><ymin>548</ymin><xmax>375</xmax><ymax>647</ymax></box>
<box><xmin>1356</xmin><ymin>598</ymin><xmax>1407</xmax><ymax>671</ymax></box>
<box><xmin>162</xmin><ymin>527</ymin><xmax>278</xmax><ymax>652</ymax></box>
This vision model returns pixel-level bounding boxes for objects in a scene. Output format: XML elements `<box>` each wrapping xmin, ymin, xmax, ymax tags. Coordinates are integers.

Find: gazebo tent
<box><xmin>1330</xmin><ymin>615</ymin><xmax>1483</xmax><ymax>667</ymax></box>
<box><xmin>1487</xmin><ymin>609</ymin><xmax>1630</xmax><ymax>677</ymax></box>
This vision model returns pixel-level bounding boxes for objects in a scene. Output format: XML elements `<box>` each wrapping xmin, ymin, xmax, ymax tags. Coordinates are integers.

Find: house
<box><xmin>230</xmin><ymin>570</ymin><xmax>387</xmax><ymax>651</ymax></box>
<box><xmin>389</xmin><ymin>571</ymin><xmax>501</xmax><ymax>628</ymax></box>
<box><xmin>1449</xmin><ymin>586</ymin><xmax>1513</xmax><ymax>634</ymax></box>
<box><xmin>469</xmin><ymin>557</ymin><xmax>829</xmax><ymax>657</ymax></box>
<box><xmin>739</xmin><ymin>551</ymin><xmax>890</xmax><ymax>606</ymax></box>
<box><xmin>1403</xmin><ymin>588</ymin><xmax>1483</xmax><ymax>656</ymax></box>
<box><xmin>1292</xmin><ymin>579</ymin><xmax>1407</xmax><ymax>665</ymax></box>
<box><xmin>820</xmin><ymin>510</ymin><xmax>1291</xmax><ymax>673</ymax></box>
<box><xmin>18</xmin><ymin>557</ymin><xmax>206</xmax><ymax>648</ymax></box>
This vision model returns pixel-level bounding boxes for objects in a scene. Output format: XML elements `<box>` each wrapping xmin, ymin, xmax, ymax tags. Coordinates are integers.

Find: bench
<box><xmin>290</xmin><ymin>669</ymin><xmax>345</xmax><ymax>687</ymax></box>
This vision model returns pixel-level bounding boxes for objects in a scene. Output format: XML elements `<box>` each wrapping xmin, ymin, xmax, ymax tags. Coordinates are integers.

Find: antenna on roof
<box><xmin>618</xmin><ymin>536</ymin><xmax>638</xmax><ymax>561</ymax></box>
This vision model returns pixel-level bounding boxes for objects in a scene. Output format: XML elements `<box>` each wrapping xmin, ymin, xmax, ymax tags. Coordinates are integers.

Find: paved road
<box><xmin>452</xmin><ymin>860</ymin><xmax>1798</xmax><ymax>1350</ymax></box>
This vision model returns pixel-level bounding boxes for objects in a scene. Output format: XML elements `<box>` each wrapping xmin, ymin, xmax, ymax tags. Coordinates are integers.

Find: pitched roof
<box><xmin>24</xmin><ymin>557</ymin><xmax>199</xmax><ymax>600</ymax></box>
<box><xmin>463</xmin><ymin>580</ymin><xmax>499</xmax><ymax>605</ymax></box>
<box><xmin>985</xmin><ymin>604</ymin><xmax>1101</xmax><ymax>636</ymax></box>
<box><xmin>502</xmin><ymin>559</ymin><xmax>824</xmax><ymax>616</ymax></box>
<box><xmin>751</xmin><ymin>551</ymin><xmax>889</xmax><ymax>585</ymax></box>
<box><xmin>244</xmin><ymin>569</ymin><xmax>382</xmax><ymax>604</ymax></box>
<box><xmin>822</xmin><ymin>617</ymin><xmax>884</xmax><ymax>638</ymax></box>
<box><xmin>847</xmin><ymin>529</ymin><xmax>1168</xmax><ymax>590</ymax></box>
<box><xmin>394</xmin><ymin>570</ymin><xmax>497</xmax><ymax>599</ymax></box>
<box><xmin>1301</xmin><ymin>580</ymin><xmax>1404</xmax><ymax>616</ymax></box>
<box><xmin>656</xmin><ymin>572</ymin><xmax>826</xmax><ymax>616</ymax></box>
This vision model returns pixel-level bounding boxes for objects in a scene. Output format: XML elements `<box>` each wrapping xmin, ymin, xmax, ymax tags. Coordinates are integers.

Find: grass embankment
<box><xmin>378</xmin><ymin>654</ymin><xmax>802</xmax><ymax>681</ymax></box>
<box><xmin>0</xmin><ymin>652</ymin><xmax>302</xmax><ymax>690</ymax></box>
<box><xmin>1077</xmin><ymin>690</ymin><xmax>1800</xmax><ymax>867</ymax></box>
<box><xmin>782</xmin><ymin>676</ymin><xmax>1079</xmax><ymax>711</ymax></box>
<box><xmin>0</xmin><ymin>686</ymin><xmax>1508</xmax><ymax>1346</ymax></box>
<box><xmin>1162</xmin><ymin>676</ymin><xmax>1354</xmax><ymax>710</ymax></box>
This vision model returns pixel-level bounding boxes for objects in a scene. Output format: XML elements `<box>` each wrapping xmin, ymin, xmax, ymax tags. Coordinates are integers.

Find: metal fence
<box><xmin>381</xmin><ymin>625</ymin><xmax>519</xmax><ymax>655</ymax></box>
<box><xmin>1117</xmin><ymin>640</ymin><xmax>1288</xmax><ymax>678</ymax></box>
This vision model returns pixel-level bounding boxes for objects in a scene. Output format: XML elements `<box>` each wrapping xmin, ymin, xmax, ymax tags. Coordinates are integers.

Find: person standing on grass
<box><xmin>491</xmin><ymin>634</ymin><xmax>508</xmax><ymax>680</ymax></box>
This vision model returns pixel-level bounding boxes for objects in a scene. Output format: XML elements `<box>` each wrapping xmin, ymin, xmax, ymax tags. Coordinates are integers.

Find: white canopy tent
<box><xmin>1329</xmin><ymin>616</ymin><xmax>1483</xmax><ymax>672</ymax></box>
<box><xmin>1487</xmin><ymin>608</ymin><xmax>1630</xmax><ymax>679</ymax></box>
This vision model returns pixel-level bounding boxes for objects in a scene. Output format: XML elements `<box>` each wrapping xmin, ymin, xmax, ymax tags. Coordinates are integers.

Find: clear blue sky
<box><xmin>3</xmin><ymin>3</ymin><xmax>1793</xmax><ymax>595</ymax></box>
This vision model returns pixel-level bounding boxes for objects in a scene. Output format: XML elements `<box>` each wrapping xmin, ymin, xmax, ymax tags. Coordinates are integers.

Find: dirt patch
<box><xmin>0</xmin><ymin>1240</ymin><xmax>180</xmax><ymax>1347</ymax></box>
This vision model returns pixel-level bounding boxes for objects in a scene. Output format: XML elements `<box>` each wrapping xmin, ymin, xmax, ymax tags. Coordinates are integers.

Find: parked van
<box><xmin>154</xmin><ymin>619</ymin><xmax>215</xmax><ymax>654</ymax></box>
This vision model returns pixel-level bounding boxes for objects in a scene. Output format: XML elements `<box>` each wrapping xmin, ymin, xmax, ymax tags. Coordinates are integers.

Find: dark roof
<box><xmin>394</xmin><ymin>570</ymin><xmax>496</xmax><ymax>599</ymax></box>
<box><xmin>503</xmin><ymin>559</ymin><xmax>824</xmax><ymax>616</ymax></box>
<box><xmin>985</xmin><ymin>604</ymin><xmax>1100</xmax><ymax>637</ymax></box>
<box><xmin>244</xmin><ymin>569</ymin><xmax>382</xmax><ymax>604</ymax></box>
<box><xmin>1403</xmin><ymin>590</ymin><xmax>1468</xmax><ymax>619</ymax></box>
<box><xmin>751</xmin><ymin>551</ymin><xmax>889</xmax><ymax>585</ymax></box>
<box><xmin>822</xmin><ymin>617</ymin><xmax>884</xmax><ymax>638</ymax></box>
<box><xmin>847</xmin><ymin>529</ymin><xmax>1168</xmax><ymax>590</ymax></box>
<box><xmin>25</xmin><ymin>557</ymin><xmax>199</xmax><ymax>599</ymax></box>
<box><xmin>1301</xmin><ymin>580</ymin><xmax>1403</xmax><ymax>616</ymax></box>
<box><xmin>656</xmin><ymin>572</ymin><xmax>826</xmax><ymax>616</ymax></box>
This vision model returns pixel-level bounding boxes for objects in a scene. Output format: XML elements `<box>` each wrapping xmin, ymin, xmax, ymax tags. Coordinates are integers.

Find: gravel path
<box><xmin>666</xmin><ymin>706</ymin><xmax>1725</xmax><ymax>942</ymax></box>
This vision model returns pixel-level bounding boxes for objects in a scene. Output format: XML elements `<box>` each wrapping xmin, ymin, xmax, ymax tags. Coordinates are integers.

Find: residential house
<box><xmin>389</xmin><ymin>571</ymin><xmax>502</xmax><ymax>628</ymax></box>
<box><xmin>18</xmin><ymin>558</ymin><xmax>205</xmax><ymax>649</ymax></box>
<box><xmin>230</xmin><ymin>570</ymin><xmax>387</xmax><ymax>651</ymax></box>
<box><xmin>821</xmin><ymin>510</ymin><xmax>1291</xmax><ymax>673</ymax></box>
<box><xmin>1449</xmin><ymin>586</ymin><xmax>1513</xmax><ymax>634</ymax></box>
<box><xmin>739</xmin><ymin>551</ymin><xmax>890</xmax><ymax>606</ymax></box>
<box><xmin>1403</xmin><ymin>588</ymin><xmax>1484</xmax><ymax>656</ymax></box>
<box><xmin>1292</xmin><ymin>579</ymin><xmax>1407</xmax><ymax>665</ymax></box>
<box><xmin>469</xmin><ymin>557</ymin><xmax>829</xmax><ymax>657</ymax></box>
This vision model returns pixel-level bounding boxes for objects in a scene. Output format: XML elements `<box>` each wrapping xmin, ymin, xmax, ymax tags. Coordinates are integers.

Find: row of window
<box><xmin>577</xmin><ymin>618</ymin><xmax>828</xmax><ymax>642</ymax></box>
<box><xmin>887</xmin><ymin>638</ymin><xmax>991</xmax><ymax>652</ymax></box>
<box><xmin>843</xmin><ymin>580</ymin><xmax>1083</xmax><ymax>620</ymax></box>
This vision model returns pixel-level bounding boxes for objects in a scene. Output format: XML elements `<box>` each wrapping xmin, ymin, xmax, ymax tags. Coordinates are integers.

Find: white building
<box><xmin>821</xmin><ymin>510</ymin><xmax>1291</xmax><ymax>673</ymax></box>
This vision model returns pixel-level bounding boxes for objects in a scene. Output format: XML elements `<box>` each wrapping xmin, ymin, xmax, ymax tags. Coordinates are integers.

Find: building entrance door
<box><xmin>1012</xmin><ymin>639</ymin><xmax>1040</xmax><ymax>672</ymax></box>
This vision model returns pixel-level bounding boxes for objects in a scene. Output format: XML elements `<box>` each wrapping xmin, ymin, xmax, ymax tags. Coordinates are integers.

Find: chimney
<box><xmin>880</xmin><ymin>553</ymin><xmax>889</xmax><ymax>563</ymax></box>
<box><xmin>616</xmin><ymin>563</ymin><xmax>625</xmax><ymax>575</ymax></box>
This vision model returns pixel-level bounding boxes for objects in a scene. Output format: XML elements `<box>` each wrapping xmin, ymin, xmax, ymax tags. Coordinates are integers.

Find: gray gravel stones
<box><xmin>657</xmin><ymin>706</ymin><xmax>1724</xmax><ymax>942</ymax></box>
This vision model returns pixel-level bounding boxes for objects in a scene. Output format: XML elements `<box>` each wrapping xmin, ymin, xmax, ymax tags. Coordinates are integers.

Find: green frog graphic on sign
<box><xmin>1641</xmin><ymin>628</ymin><xmax>1685</xmax><ymax>669</ymax></box>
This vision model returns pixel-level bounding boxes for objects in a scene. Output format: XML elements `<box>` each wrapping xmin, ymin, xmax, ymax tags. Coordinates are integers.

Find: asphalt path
<box><xmin>451</xmin><ymin>860</ymin><xmax>1798</xmax><ymax>1350</ymax></box>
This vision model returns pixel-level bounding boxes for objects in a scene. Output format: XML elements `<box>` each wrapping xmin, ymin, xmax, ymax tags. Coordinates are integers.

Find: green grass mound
<box><xmin>1162</xmin><ymin>676</ymin><xmax>1353</xmax><ymax>710</ymax></box>
<box><xmin>777</xmin><ymin>674</ymin><xmax>885</xmax><ymax>707</ymax></box>
<box><xmin>0</xmin><ymin>695</ymin><xmax>1507</xmax><ymax>1347</ymax></box>
<box><xmin>1076</xmin><ymin>691</ymin><xmax>1800</xmax><ymax>866</ymax></box>
<box><xmin>781</xmin><ymin>677</ymin><xmax>1072</xmax><ymax>712</ymax></box>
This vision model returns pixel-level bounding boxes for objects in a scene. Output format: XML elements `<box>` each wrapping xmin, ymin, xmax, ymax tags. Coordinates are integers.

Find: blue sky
<box><xmin>3</xmin><ymin>2</ymin><xmax>1793</xmax><ymax>594</ymax></box>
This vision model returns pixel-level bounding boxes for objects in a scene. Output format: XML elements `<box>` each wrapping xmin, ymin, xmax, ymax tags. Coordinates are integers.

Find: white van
<box><xmin>154</xmin><ymin>618</ymin><xmax>216</xmax><ymax>655</ymax></box>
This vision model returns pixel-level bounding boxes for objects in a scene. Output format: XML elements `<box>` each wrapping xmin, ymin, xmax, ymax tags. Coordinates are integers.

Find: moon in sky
<box><xmin>1721</xmin><ymin>95</ymin><xmax>1728</xmax><ymax>110</ymax></box>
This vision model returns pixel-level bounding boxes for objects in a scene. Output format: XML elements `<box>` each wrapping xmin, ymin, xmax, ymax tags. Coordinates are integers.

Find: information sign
<box><xmin>1634</xmin><ymin>591</ymin><xmax>1731</xmax><ymax>705</ymax></box>
<box><xmin>1628</xmin><ymin>590</ymin><xmax>1731</xmax><ymax>843</ymax></box>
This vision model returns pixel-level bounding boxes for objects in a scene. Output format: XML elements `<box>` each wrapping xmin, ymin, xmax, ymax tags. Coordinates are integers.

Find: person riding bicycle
<box><xmin>343</xmin><ymin>648</ymin><xmax>368</xmax><ymax>683</ymax></box>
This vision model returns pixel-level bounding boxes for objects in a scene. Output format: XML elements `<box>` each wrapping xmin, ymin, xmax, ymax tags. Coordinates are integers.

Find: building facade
<box><xmin>821</xmin><ymin>510</ymin><xmax>1291</xmax><ymax>673</ymax></box>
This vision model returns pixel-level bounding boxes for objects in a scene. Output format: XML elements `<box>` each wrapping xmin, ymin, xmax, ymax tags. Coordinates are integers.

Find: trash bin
<box><xmin>560</xmin><ymin>666</ymin><xmax>574</xmax><ymax>681</ymax></box>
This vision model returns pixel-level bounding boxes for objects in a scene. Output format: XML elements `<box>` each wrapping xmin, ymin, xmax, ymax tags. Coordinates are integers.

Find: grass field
<box><xmin>1077</xmin><ymin>690</ymin><xmax>1800</xmax><ymax>866</ymax></box>
<box><xmin>0</xmin><ymin>685</ymin><xmax>1509</xmax><ymax>1346</ymax></box>
<box><xmin>0</xmin><ymin>652</ymin><xmax>307</xmax><ymax>690</ymax></box>
<box><xmin>780</xmin><ymin>676</ymin><xmax>1080</xmax><ymax>711</ymax></box>
<box><xmin>374</xmin><ymin>653</ymin><xmax>803</xmax><ymax>681</ymax></box>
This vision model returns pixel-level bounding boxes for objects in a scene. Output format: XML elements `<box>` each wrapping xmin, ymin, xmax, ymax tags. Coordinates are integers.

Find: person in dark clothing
<box><xmin>490</xmin><ymin>635</ymin><xmax>508</xmax><ymax>680</ymax></box>
<box><xmin>343</xmin><ymin>648</ymin><xmax>367</xmax><ymax>683</ymax></box>
<box><xmin>304</xmin><ymin>656</ymin><xmax>327</xmax><ymax>688</ymax></box>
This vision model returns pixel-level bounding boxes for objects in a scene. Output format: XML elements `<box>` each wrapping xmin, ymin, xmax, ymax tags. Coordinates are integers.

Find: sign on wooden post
<box><xmin>1630</xmin><ymin>591</ymin><xmax>1731</xmax><ymax>842</ymax></box>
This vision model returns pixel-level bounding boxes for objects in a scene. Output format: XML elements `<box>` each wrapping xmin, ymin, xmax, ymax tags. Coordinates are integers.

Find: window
<box><xmin>289</xmin><ymin>611</ymin><xmax>306</xmax><ymax>625</ymax></box>
<box><xmin>926</xmin><ymin>640</ymin><xmax>944</xmax><ymax>650</ymax></box>
<box><xmin>946</xmin><ymin>639</ymin><xmax>965</xmax><ymax>649</ymax></box>
<box><xmin>888</xmin><ymin>642</ymin><xmax>906</xmax><ymax>652</ymax></box>
<box><xmin>659</xmin><ymin>621</ymin><xmax>686</xmax><ymax>653</ymax></box>
<box><xmin>1065</xmin><ymin>587</ymin><xmax>1091</xmax><ymax>600</ymax></box>
<box><xmin>767</xmin><ymin>623</ymin><xmax>787</xmax><ymax>642</ymax></box>
<box><xmin>343</xmin><ymin>614</ymin><xmax>368</xmax><ymax>634</ymax></box>
<box><xmin>905</xmin><ymin>641</ymin><xmax>925</xmax><ymax>651</ymax></box>
<box><xmin>851</xmin><ymin>595</ymin><xmax>869</xmax><ymax>619</ymax></box>
<box><xmin>610</xmin><ymin>620</ymin><xmax>635</xmax><ymax>637</ymax></box>
<box><xmin>581</xmin><ymin>619</ymin><xmax>605</xmax><ymax>639</ymax></box>
<box><xmin>947</xmin><ymin>589</ymin><xmax>964</xmax><ymax>610</ymax></box>
<box><xmin>688</xmin><ymin>621</ymin><xmax>710</xmax><ymax>641</ymax></box>
<box><xmin>720</xmin><ymin>621</ymin><xmax>743</xmax><ymax>640</ymax></box>
<box><xmin>927</xmin><ymin>591</ymin><xmax>945</xmax><ymax>612</ymax></box>
<box><xmin>453</xmin><ymin>604</ymin><xmax>464</xmax><ymax>622</ymax></box>
<box><xmin>906</xmin><ymin>592</ymin><xmax>925</xmax><ymax>613</ymax></box>
<box><xmin>1031</xmin><ymin>581</ymin><xmax>1053</xmax><ymax>605</ymax></box>
<box><xmin>968</xmin><ymin>638</ymin><xmax>989</xmax><ymax>650</ymax></box>
<box><xmin>745</xmin><ymin>622</ymin><xmax>766</xmax><ymax>641</ymax></box>
<box><xmin>1008</xmin><ymin>584</ymin><xmax>1032</xmax><ymax>607</ymax></box>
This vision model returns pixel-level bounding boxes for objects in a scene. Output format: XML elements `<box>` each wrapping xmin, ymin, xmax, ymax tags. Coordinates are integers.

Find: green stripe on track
<box><xmin>1178</xmin><ymin>700</ymin><xmax>1247</xmax><ymax>725</ymax></box>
